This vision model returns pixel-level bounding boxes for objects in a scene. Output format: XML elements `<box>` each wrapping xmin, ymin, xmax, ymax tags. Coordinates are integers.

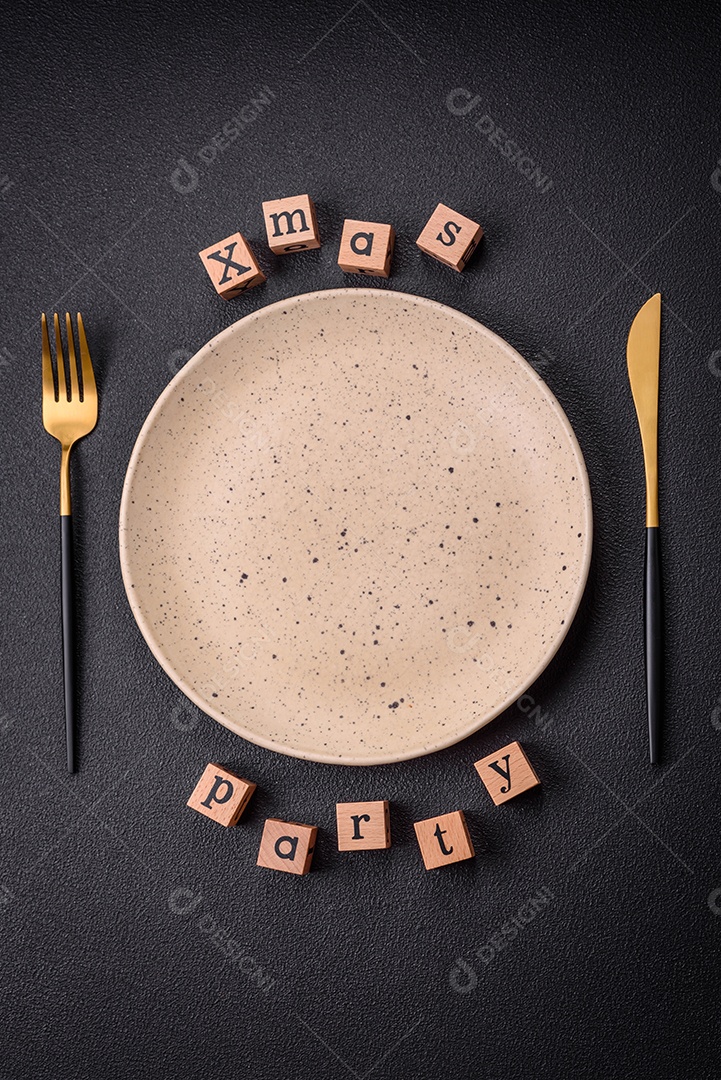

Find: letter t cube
<box><xmin>414</xmin><ymin>810</ymin><xmax>475</xmax><ymax>870</ymax></box>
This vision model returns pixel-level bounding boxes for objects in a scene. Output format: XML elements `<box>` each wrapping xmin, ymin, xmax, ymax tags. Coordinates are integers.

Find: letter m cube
<box><xmin>262</xmin><ymin>194</ymin><xmax>321</xmax><ymax>254</ymax></box>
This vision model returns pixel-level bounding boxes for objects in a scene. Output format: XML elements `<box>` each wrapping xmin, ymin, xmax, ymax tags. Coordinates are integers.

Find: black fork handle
<box><xmin>645</xmin><ymin>526</ymin><xmax>662</xmax><ymax>765</ymax></box>
<box><xmin>61</xmin><ymin>514</ymin><xmax>76</xmax><ymax>772</ymax></box>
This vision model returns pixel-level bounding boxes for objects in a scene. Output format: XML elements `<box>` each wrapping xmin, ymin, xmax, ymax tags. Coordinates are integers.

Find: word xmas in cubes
<box><xmin>198</xmin><ymin>195</ymin><xmax>484</xmax><ymax>299</ymax></box>
<box><xmin>186</xmin><ymin>741</ymin><xmax>540</xmax><ymax>875</ymax></box>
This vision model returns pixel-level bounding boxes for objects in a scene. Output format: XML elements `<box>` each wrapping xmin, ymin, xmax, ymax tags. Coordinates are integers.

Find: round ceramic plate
<box><xmin>119</xmin><ymin>289</ymin><xmax>592</xmax><ymax>765</ymax></box>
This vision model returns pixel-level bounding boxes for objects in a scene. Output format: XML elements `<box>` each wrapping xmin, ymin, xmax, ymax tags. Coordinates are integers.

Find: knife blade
<box><xmin>626</xmin><ymin>293</ymin><xmax>662</xmax><ymax>764</ymax></box>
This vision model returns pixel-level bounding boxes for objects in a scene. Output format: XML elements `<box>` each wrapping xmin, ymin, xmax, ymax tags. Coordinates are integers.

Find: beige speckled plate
<box><xmin>119</xmin><ymin>289</ymin><xmax>592</xmax><ymax>765</ymax></box>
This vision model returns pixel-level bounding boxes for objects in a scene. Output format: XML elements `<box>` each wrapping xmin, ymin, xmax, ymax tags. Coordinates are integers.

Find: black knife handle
<box><xmin>61</xmin><ymin>514</ymin><xmax>76</xmax><ymax>773</ymax></box>
<box><xmin>645</xmin><ymin>526</ymin><xmax>663</xmax><ymax>765</ymax></box>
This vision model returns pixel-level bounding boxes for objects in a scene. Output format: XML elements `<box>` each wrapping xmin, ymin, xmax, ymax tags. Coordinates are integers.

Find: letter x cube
<box><xmin>198</xmin><ymin>231</ymin><xmax>266</xmax><ymax>298</ymax></box>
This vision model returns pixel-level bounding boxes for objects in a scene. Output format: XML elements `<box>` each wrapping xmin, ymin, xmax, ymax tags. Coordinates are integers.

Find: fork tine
<box><xmin>65</xmin><ymin>313</ymin><xmax>80</xmax><ymax>401</ymax></box>
<box><xmin>41</xmin><ymin>313</ymin><xmax>56</xmax><ymax>402</ymax></box>
<box><xmin>76</xmin><ymin>313</ymin><xmax>96</xmax><ymax>400</ymax></box>
<box><xmin>53</xmin><ymin>313</ymin><xmax>67</xmax><ymax>401</ymax></box>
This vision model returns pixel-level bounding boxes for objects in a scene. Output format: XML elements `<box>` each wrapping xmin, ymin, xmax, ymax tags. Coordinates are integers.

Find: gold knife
<box><xmin>626</xmin><ymin>293</ymin><xmax>662</xmax><ymax>764</ymax></box>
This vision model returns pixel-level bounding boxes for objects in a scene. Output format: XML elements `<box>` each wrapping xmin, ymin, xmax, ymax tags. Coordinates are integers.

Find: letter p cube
<box><xmin>187</xmin><ymin>763</ymin><xmax>257</xmax><ymax>826</ymax></box>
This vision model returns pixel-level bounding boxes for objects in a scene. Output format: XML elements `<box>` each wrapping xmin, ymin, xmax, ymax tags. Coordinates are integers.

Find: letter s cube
<box><xmin>416</xmin><ymin>203</ymin><xmax>483</xmax><ymax>271</ymax></box>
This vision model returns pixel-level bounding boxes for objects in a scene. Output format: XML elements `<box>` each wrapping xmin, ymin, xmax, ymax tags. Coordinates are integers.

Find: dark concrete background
<box><xmin>1</xmin><ymin>1</ymin><xmax>720</xmax><ymax>1076</ymax></box>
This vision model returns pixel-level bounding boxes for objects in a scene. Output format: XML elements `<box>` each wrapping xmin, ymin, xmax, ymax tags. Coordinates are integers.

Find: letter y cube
<box><xmin>474</xmin><ymin>741</ymin><xmax>540</xmax><ymax>805</ymax></box>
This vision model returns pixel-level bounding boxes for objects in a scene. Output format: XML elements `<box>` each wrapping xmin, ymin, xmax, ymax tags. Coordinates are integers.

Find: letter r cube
<box><xmin>187</xmin><ymin>763</ymin><xmax>257</xmax><ymax>826</ymax></box>
<box><xmin>416</xmin><ymin>203</ymin><xmax>484</xmax><ymax>271</ymax></box>
<box><xmin>198</xmin><ymin>232</ymin><xmax>266</xmax><ymax>298</ymax></box>
<box><xmin>336</xmin><ymin>800</ymin><xmax>391</xmax><ymax>850</ymax></box>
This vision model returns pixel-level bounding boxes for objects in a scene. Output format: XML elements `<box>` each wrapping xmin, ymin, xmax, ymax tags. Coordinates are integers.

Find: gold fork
<box><xmin>41</xmin><ymin>313</ymin><xmax>98</xmax><ymax>772</ymax></box>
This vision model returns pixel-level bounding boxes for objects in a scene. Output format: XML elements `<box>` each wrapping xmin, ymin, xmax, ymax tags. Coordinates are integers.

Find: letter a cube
<box><xmin>187</xmin><ymin>763</ymin><xmax>257</xmax><ymax>826</ymax></box>
<box><xmin>257</xmin><ymin>818</ymin><xmax>318</xmax><ymax>875</ymax></box>
<box><xmin>198</xmin><ymin>231</ymin><xmax>266</xmax><ymax>298</ymax></box>
<box><xmin>338</xmin><ymin>218</ymin><xmax>395</xmax><ymax>277</ymax></box>
<box><xmin>416</xmin><ymin>202</ymin><xmax>483</xmax><ymax>271</ymax></box>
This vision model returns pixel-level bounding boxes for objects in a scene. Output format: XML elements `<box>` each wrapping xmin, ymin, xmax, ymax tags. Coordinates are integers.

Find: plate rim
<box><xmin>119</xmin><ymin>287</ymin><xmax>593</xmax><ymax>765</ymax></box>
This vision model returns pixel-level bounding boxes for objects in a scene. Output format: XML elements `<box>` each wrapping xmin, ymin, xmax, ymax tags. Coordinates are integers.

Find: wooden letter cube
<box><xmin>198</xmin><ymin>232</ymin><xmax>266</xmax><ymax>298</ymax></box>
<box><xmin>257</xmin><ymin>818</ymin><xmax>317</xmax><ymax>875</ymax></box>
<box><xmin>186</xmin><ymin>763</ymin><xmax>256</xmax><ymax>827</ymax></box>
<box><xmin>336</xmin><ymin>800</ymin><xmax>390</xmax><ymax>851</ymax></box>
<box><xmin>416</xmin><ymin>202</ymin><xmax>483</xmax><ymax>271</ymax></box>
<box><xmin>338</xmin><ymin>219</ymin><xmax>395</xmax><ymax>277</ymax></box>
<box><xmin>262</xmin><ymin>194</ymin><xmax>321</xmax><ymax>254</ymax></box>
<box><xmin>474</xmin><ymin>741</ymin><xmax>540</xmax><ymax>805</ymax></box>
<box><xmin>414</xmin><ymin>810</ymin><xmax>475</xmax><ymax>870</ymax></box>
